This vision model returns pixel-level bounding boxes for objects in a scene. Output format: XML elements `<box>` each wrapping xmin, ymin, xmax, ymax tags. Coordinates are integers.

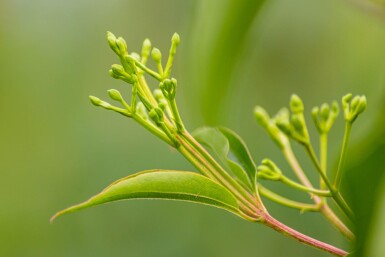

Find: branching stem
<box><xmin>334</xmin><ymin>123</ymin><xmax>352</xmax><ymax>189</ymax></box>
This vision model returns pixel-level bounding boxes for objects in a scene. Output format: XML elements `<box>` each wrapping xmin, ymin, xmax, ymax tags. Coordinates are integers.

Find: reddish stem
<box><xmin>262</xmin><ymin>214</ymin><xmax>348</xmax><ymax>256</ymax></box>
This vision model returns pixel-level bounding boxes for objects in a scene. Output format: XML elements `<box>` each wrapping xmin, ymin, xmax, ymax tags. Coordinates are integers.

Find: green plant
<box><xmin>51</xmin><ymin>32</ymin><xmax>367</xmax><ymax>256</ymax></box>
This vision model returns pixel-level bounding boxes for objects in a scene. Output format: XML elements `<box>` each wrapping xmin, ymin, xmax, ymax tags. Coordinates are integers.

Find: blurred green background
<box><xmin>1</xmin><ymin>0</ymin><xmax>385</xmax><ymax>256</ymax></box>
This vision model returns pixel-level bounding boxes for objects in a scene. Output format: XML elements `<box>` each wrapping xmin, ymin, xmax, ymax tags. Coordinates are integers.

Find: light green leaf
<box><xmin>51</xmin><ymin>170</ymin><xmax>241</xmax><ymax>222</ymax></box>
<box><xmin>193</xmin><ymin>127</ymin><xmax>257</xmax><ymax>191</ymax></box>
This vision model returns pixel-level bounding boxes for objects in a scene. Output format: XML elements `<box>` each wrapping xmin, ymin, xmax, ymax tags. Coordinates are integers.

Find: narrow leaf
<box><xmin>51</xmin><ymin>170</ymin><xmax>241</xmax><ymax>222</ymax></box>
<box><xmin>193</xmin><ymin>127</ymin><xmax>257</xmax><ymax>191</ymax></box>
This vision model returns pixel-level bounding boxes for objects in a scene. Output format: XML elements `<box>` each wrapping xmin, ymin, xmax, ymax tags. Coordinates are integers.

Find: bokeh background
<box><xmin>1</xmin><ymin>0</ymin><xmax>385</xmax><ymax>256</ymax></box>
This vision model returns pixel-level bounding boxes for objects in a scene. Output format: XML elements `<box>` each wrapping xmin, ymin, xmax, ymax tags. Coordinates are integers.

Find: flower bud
<box><xmin>291</xmin><ymin>114</ymin><xmax>304</xmax><ymax>132</ymax></box>
<box><xmin>107</xmin><ymin>31</ymin><xmax>119</xmax><ymax>54</ymax></box>
<box><xmin>320</xmin><ymin>103</ymin><xmax>330</xmax><ymax>122</ymax></box>
<box><xmin>136</xmin><ymin>102</ymin><xmax>148</xmax><ymax>120</ymax></box>
<box><xmin>116</xmin><ymin>37</ymin><xmax>128</xmax><ymax>56</ymax></box>
<box><xmin>290</xmin><ymin>94</ymin><xmax>304</xmax><ymax>114</ymax></box>
<box><xmin>172</xmin><ymin>33</ymin><xmax>180</xmax><ymax>46</ymax></box>
<box><xmin>254</xmin><ymin>106</ymin><xmax>270</xmax><ymax>128</ymax></box>
<box><xmin>275</xmin><ymin>108</ymin><xmax>292</xmax><ymax>137</ymax></box>
<box><xmin>342</xmin><ymin>93</ymin><xmax>367</xmax><ymax>123</ymax></box>
<box><xmin>151</xmin><ymin>48</ymin><xmax>162</xmax><ymax>62</ymax></box>
<box><xmin>257</xmin><ymin>159</ymin><xmax>282</xmax><ymax>181</ymax></box>
<box><xmin>160</xmin><ymin>78</ymin><xmax>177</xmax><ymax>100</ymax></box>
<box><xmin>89</xmin><ymin>96</ymin><xmax>111</xmax><ymax>108</ymax></box>
<box><xmin>130</xmin><ymin>52</ymin><xmax>141</xmax><ymax>62</ymax></box>
<box><xmin>141</xmin><ymin>38</ymin><xmax>151</xmax><ymax>64</ymax></box>
<box><xmin>149</xmin><ymin>107</ymin><xmax>164</xmax><ymax>124</ymax></box>
<box><xmin>107</xmin><ymin>89</ymin><xmax>123</xmax><ymax>102</ymax></box>
<box><xmin>89</xmin><ymin>95</ymin><xmax>103</xmax><ymax>106</ymax></box>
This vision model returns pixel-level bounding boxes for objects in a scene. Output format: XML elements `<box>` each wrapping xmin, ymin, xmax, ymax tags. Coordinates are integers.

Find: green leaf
<box><xmin>51</xmin><ymin>170</ymin><xmax>241</xmax><ymax>222</ymax></box>
<box><xmin>193</xmin><ymin>127</ymin><xmax>257</xmax><ymax>191</ymax></box>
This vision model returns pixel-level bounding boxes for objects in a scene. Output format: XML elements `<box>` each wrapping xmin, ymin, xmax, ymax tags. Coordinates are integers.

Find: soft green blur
<box><xmin>1</xmin><ymin>0</ymin><xmax>385</xmax><ymax>256</ymax></box>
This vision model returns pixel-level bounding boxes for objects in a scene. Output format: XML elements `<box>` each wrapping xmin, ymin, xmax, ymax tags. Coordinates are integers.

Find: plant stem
<box><xmin>177</xmin><ymin>138</ymin><xmax>260</xmax><ymax>219</ymax></box>
<box><xmin>258</xmin><ymin>184</ymin><xmax>318</xmax><ymax>212</ymax></box>
<box><xmin>280</xmin><ymin>176</ymin><xmax>331</xmax><ymax>197</ymax></box>
<box><xmin>283</xmin><ymin>146</ymin><xmax>354</xmax><ymax>240</ymax></box>
<box><xmin>320</xmin><ymin>133</ymin><xmax>328</xmax><ymax>190</ymax></box>
<box><xmin>305</xmin><ymin>144</ymin><xmax>354</xmax><ymax>220</ymax></box>
<box><xmin>334</xmin><ymin>123</ymin><xmax>352</xmax><ymax>189</ymax></box>
<box><xmin>132</xmin><ymin>114</ymin><xmax>174</xmax><ymax>146</ymax></box>
<box><xmin>169</xmin><ymin>99</ymin><xmax>184</xmax><ymax>132</ymax></box>
<box><xmin>262</xmin><ymin>214</ymin><xmax>348</xmax><ymax>256</ymax></box>
<box><xmin>320</xmin><ymin>204</ymin><xmax>355</xmax><ymax>241</ymax></box>
<box><xmin>134</xmin><ymin>59</ymin><xmax>162</xmax><ymax>81</ymax></box>
<box><xmin>182</xmin><ymin>132</ymin><xmax>263</xmax><ymax>205</ymax></box>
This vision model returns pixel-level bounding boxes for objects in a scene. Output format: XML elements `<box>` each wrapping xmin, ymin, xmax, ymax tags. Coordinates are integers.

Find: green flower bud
<box><xmin>158</xmin><ymin>102</ymin><xmax>167</xmax><ymax>111</ymax></box>
<box><xmin>320</xmin><ymin>103</ymin><xmax>330</xmax><ymax>122</ymax></box>
<box><xmin>160</xmin><ymin>78</ymin><xmax>177</xmax><ymax>100</ymax></box>
<box><xmin>254</xmin><ymin>106</ymin><xmax>270</xmax><ymax>128</ymax></box>
<box><xmin>342</xmin><ymin>93</ymin><xmax>353</xmax><ymax>113</ymax></box>
<box><xmin>151</xmin><ymin>48</ymin><xmax>162</xmax><ymax>62</ymax></box>
<box><xmin>276</xmin><ymin>120</ymin><xmax>292</xmax><ymax>137</ymax></box>
<box><xmin>141</xmin><ymin>38</ymin><xmax>151</xmax><ymax>60</ymax></box>
<box><xmin>149</xmin><ymin>107</ymin><xmax>164</xmax><ymax>125</ymax></box>
<box><xmin>136</xmin><ymin>102</ymin><xmax>148</xmax><ymax>120</ymax></box>
<box><xmin>109</xmin><ymin>69</ymin><xmax>119</xmax><ymax>79</ymax></box>
<box><xmin>89</xmin><ymin>95</ymin><xmax>111</xmax><ymax>108</ymax></box>
<box><xmin>89</xmin><ymin>95</ymin><xmax>103</xmax><ymax>106</ymax></box>
<box><xmin>106</xmin><ymin>31</ymin><xmax>119</xmax><ymax>54</ymax></box>
<box><xmin>107</xmin><ymin>89</ymin><xmax>123</xmax><ymax>102</ymax></box>
<box><xmin>109</xmin><ymin>63</ymin><xmax>136</xmax><ymax>84</ymax></box>
<box><xmin>356</xmin><ymin>96</ymin><xmax>367</xmax><ymax>114</ymax></box>
<box><xmin>350</xmin><ymin>96</ymin><xmax>360</xmax><ymax>111</ymax></box>
<box><xmin>275</xmin><ymin>108</ymin><xmax>292</xmax><ymax>136</ymax></box>
<box><xmin>116</xmin><ymin>37</ymin><xmax>128</xmax><ymax>56</ymax></box>
<box><xmin>123</xmin><ymin>55</ymin><xmax>138</xmax><ymax>75</ymax></box>
<box><xmin>153</xmin><ymin>89</ymin><xmax>164</xmax><ymax>101</ymax></box>
<box><xmin>111</xmin><ymin>64</ymin><xmax>126</xmax><ymax>75</ymax></box>
<box><xmin>172</xmin><ymin>33</ymin><xmax>180</xmax><ymax>46</ymax></box>
<box><xmin>290</xmin><ymin>94</ymin><xmax>304</xmax><ymax>114</ymax></box>
<box><xmin>130</xmin><ymin>52</ymin><xmax>141</xmax><ymax>62</ymax></box>
<box><xmin>311</xmin><ymin>106</ymin><xmax>322</xmax><ymax>133</ymax></box>
<box><xmin>257</xmin><ymin>159</ymin><xmax>282</xmax><ymax>181</ymax></box>
<box><xmin>331</xmin><ymin>101</ymin><xmax>339</xmax><ymax>116</ymax></box>
<box><xmin>342</xmin><ymin>93</ymin><xmax>367</xmax><ymax>123</ymax></box>
<box><xmin>291</xmin><ymin>114</ymin><xmax>304</xmax><ymax>132</ymax></box>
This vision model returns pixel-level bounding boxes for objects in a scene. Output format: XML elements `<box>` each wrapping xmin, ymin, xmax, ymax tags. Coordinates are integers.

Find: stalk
<box><xmin>262</xmin><ymin>214</ymin><xmax>348</xmax><ymax>256</ymax></box>
<box><xmin>283</xmin><ymin>147</ymin><xmax>354</xmax><ymax>240</ymax></box>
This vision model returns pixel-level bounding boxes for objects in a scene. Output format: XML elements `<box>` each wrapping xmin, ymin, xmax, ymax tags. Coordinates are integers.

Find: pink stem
<box><xmin>262</xmin><ymin>214</ymin><xmax>348</xmax><ymax>256</ymax></box>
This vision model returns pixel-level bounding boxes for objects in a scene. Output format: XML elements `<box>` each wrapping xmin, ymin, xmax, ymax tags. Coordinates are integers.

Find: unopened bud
<box><xmin>107</xmin><ymin>89</ymin><xmax>123</xmax><ymax>102</ymax></box>
<box><xmin>149</xmin><ymin>107</ymin><xmax>164</xmax><ymax>124</ymax></box>
<box><xmin>290</xmin><ymin>94</ymin><xmax>304</xmax><ymax>113</ymax></box>
<box><xmin>116</xmin><ymin>37</ymin><xmax>127</xmax><ymax>56</ymax></box>
<box><xmin>136</xmin><ymin>102</ymin><xmax>148</xmax><ymax>120</ymax></box>
<box><xmin>171</xmin><ymin>33</ymin><xmax>180</xmax><ymax>46</ymax></box>
<box><xmin>141</xmin><ymin>38</ymin><xmax>152</xmax><ymax>62</ymax></box>
<box><xmin>254</xmin><ymin>106</ymin><xmax>270</xmax><ymax>128</ymax></box>
<box><xmin>89</xmin><ymin>96</ymin><xmax>111</xmax><ymax>109</ymax></box>
<box><xmin>291</xmin><ymin>114</ymin><xmax>304</xmax><ymax>132</ymax></box>
<box><xmin>107</xmin><ymin>31</ymin><xmax>118</xmax><ymax>54</ymax></box>
<box><xmin>151</xmin><ymin>48</ymin><xmax>162</xmax><ymax>62</ymax></box>
<box><xmin>342</xmin><ymin>93</ymin><xmax>367</xmax><ymax>123</ymax></box>
<box><xmin>130</xmin><ymin>52</ymin><xmax>141</xmax><ymax>61</ymax></box>
<box><xmin>320</xmin><ymin>103</ymin><xmax>330</xmax><ymax>122</ymax></box>
<box><xmin>257</xmin><ymin>159</ymin><xmax>282</xmax><ymax>181</ymax></box>
<box><xmin>89</xmin><ymin>95</ymin><xmax>103</xmax><ymax>106</ymax></box>
<box><xmin>160</xmin><ymin>78</ymin><xmax>177</xmax><ymax>100</ymax></box>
